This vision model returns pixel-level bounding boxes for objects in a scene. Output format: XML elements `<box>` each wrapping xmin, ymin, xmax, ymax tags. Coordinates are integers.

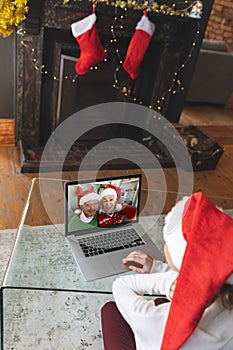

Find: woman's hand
<box><xmin>122</xmin><ymin>250</ymin><xmax>154</xmax><ymax>273</ymax></box>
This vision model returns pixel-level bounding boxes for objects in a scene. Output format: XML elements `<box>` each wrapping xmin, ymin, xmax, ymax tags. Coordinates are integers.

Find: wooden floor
<box><xmin>0</xmin><ymin>103</ymin><xmax>233</xmax><ymax>230</ymax></box>
<box><xmin>180</xmin><ymin>102</ymin><xmax>233</xmax><ymax>126</ymax></box>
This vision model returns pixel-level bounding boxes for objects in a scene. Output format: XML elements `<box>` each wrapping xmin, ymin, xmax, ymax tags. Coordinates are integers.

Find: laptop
<box><xmin>64</xmin><ymin>174</ymin><xmax>163</xmax><ymax>281</ymax></box>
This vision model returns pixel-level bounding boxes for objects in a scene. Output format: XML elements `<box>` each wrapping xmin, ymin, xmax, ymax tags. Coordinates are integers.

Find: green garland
<box><xmin>63</xmin><ymin>0</ymin><xmax>192</xmax><ymax>17</ymax></box>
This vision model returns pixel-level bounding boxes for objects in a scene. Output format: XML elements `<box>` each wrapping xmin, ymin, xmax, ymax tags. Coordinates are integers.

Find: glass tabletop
<box><xmin>3</xmin><ymin>177</ymin><xmax>233</xmax><ymax>293</ymax></box>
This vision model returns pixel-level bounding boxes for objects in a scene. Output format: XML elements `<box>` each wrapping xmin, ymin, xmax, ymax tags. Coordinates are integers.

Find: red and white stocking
<box><xmin>71</xmin><ymin>7</ymin><xmax>106</xmax><ymax>75</ymax></box>
<box><xmin>123</xmin><ymin>12</ymin><xmax>155</xmax><ymax>80</ymax></box>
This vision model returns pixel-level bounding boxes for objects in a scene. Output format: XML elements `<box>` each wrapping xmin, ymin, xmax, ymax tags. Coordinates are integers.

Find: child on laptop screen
<box><xmin>101</xmin><ymin>192</ymin><xmax>233</xmax><ymax>349</ymax></box>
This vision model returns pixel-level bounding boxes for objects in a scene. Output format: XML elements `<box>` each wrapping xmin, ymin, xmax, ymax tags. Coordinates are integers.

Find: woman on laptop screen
<box><xmin>98</xmin><ymin>184</ymin><xmax>137</xmax><ymax>227</ymax></box>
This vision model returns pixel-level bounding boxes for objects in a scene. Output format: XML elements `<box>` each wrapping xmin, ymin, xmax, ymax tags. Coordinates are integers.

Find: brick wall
<box><xmin>205</xmin><ymin>0</ymin><xmax>233</xmax><ymax>51</ymax></box>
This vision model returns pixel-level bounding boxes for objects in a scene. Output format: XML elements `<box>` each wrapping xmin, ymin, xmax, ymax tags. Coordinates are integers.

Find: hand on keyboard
<box><xmin>122</xmin><ymin>250</ymin><xmax>154</xmax><ymax>273</ymax></box>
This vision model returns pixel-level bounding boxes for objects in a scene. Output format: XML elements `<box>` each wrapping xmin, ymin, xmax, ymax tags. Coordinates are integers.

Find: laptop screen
<box><xmin>65</xmin><ymin>174</ymin><xmax>141</xmax><ymax>236</ymax></box>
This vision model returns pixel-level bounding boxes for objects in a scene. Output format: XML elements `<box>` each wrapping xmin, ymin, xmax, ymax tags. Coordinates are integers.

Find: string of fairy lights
<box><xmin>108</xmin><ymin>6</ymin><xmax>201</xmax><ymax>111</ymax></box>
<box><xmin>64</xmin><ymin>0</ymin><xmax>193</xmax><ymax>17</ymax></box>
<box><xmin>15</xmin><ymin>0</ymin><xmax>202</xmax><ymax>113</ymax></box>
<box><xmin>153</xmin><ymin>21</ymin><xmax>201</xmax><ymax>111</ymax></box>
<box><xmin>110</xmin><ymin>4</ymin><xmax>127</xmax><ymax>90</ymax></box>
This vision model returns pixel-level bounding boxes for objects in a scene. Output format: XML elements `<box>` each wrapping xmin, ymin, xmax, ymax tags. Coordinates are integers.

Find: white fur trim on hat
<box><xmin>163</xmin><ymin>196</ymin><xmax>233</xmax><ymax>285</ymax></box>
<box><xmin>136</xmin><ymin>14</ymin><xmax>155</xmax><ymax>37</ymax></box>
<box><xmin>71</xmin><ymin>13</ymin><xmax>96</xmax><ymax>38</ymax></box>
<box><xmin>115</xmin><ymin>203</ymin><xmax>122</xmax><ymax>212</ymax></box>
<box><xmin>163</xmin><ymin>196</ymin><xmax>190</xmax><ymax>270</ymax></box>
<box><xmin>79</xmin><ymin>192</ymin><xmax>100</xmax><ymax>206</ymax></box>
<box><xmin>100</xmin><ymin>188</ymin><xmax>117</xmax><ymax>199</ymax></box>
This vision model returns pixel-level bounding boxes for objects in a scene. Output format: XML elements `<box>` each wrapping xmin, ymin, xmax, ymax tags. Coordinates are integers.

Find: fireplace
<box><xmin>16</xmin><ymin>0</ymin><xmax>214</xmax><ymax>172</ymax></box>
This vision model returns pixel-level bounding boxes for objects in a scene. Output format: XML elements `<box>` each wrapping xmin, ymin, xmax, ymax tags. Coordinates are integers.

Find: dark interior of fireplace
<box><xmin>39</xmin><ymin>27</ymin><xmax>127</xmax><ymax>144</ymax></box>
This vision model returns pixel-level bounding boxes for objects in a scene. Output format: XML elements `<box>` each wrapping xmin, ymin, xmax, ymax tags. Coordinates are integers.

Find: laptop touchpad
<box><xmin>109</xmin><ymin>254</ymin><xmax>130</xmax><ymax>272</ymax></box>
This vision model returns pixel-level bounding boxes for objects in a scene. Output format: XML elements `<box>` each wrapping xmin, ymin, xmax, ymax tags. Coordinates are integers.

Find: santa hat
<box><xmin>161</xmin><ymin>192</ymin><xmax>233</xmax><ymax>349</ymax></box>
<box><xmin>100</xmin><ymin>184</ymin><xmax>122</xmax><ymax>212</ymax></box>
<box><xmin>75</xmin><ymin>185</ymin><xmax>100</xmax><ymax>214</ymax></box>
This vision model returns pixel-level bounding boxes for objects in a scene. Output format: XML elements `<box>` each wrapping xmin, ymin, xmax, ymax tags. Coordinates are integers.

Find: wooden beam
<box><xmin>0</xmin><ymin>118</ymin><xmax>15</xmax><ymax>146</ymax></box>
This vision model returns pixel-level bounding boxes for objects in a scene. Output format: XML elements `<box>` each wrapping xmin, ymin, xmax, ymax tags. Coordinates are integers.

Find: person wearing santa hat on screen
<box><xmin>101</xmin><ymin>192</ymin><xmax>233</xmax><ymax>350</ymax></box>
<box><xmin>98</xmin><ymin>184</ymin><xmax>137</xmax><ymax>227</ymax></box>
<box><xmin>68</xmin><ymin>185</ymin><xmax>100</xmax><ymax>232</ymax></box>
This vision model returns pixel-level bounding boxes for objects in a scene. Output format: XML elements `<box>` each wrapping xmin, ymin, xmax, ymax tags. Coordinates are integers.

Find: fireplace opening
<box><xmin>39</xmin><ymin>22</ymin><xmax>185</xmax><ymax>146</ymax></box>
<box><xmin>39</xmin><ymin>26</ymin><xmax>131</xmax><ymax>144</ymax></box>
<box><xmin>56</xmin><ymin>54</ymin><xmax>125</xmax><ymax>125</ymax></box>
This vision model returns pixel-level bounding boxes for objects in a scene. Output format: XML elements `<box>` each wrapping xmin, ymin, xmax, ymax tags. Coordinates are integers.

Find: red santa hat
<box><xmin>75</xmin><ymin>185</ymin><xmax>100</xmax><ymax>214</ymax></box>
<box><xmin>100</xmin><ymin>184</ymin><xmax>122</xmax><ymax>212</ymax></box>
<box><xmin>162</xmin><ymin>192</ymin><xmax>233</xmax><ymax>349</ymax></box>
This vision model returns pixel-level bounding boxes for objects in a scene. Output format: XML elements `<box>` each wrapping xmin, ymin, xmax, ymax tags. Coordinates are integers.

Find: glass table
<box><xmin>1</xmin><ymin>178</ymin><xmax>233</xmax><ymax>350</ymax></box>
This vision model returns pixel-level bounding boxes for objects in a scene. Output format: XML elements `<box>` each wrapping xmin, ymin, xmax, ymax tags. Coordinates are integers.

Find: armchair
<box><xmin>185</xmin><ymin>39</ymin><xmax>233</xmax><ymax>105</ymax></box>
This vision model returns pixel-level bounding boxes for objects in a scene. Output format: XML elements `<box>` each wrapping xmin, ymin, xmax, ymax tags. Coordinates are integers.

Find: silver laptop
<box><xmin>64</xmin><ymin>174</ymin><xmax>163</xmax><ymax>281</ymax></box>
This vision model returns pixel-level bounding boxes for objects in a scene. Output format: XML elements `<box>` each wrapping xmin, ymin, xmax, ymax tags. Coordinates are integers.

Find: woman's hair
<box><xmin>218</xmin><ymin>283</ymin><xmax>233</xmax><ymax>310</ymax></box>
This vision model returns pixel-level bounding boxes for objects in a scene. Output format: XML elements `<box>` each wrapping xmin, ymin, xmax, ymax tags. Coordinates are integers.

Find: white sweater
<box><xmin>112</xmin><ymin>261</ymin><xmax>233</xmax><ymax>350</ymax></box>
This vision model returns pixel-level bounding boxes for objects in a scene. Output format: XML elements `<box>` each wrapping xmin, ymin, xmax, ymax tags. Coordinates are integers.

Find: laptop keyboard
<box><xmin>78</xmin><ymin>228</ymin><xmax>145</xmax><ymax>257</ymax></box>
